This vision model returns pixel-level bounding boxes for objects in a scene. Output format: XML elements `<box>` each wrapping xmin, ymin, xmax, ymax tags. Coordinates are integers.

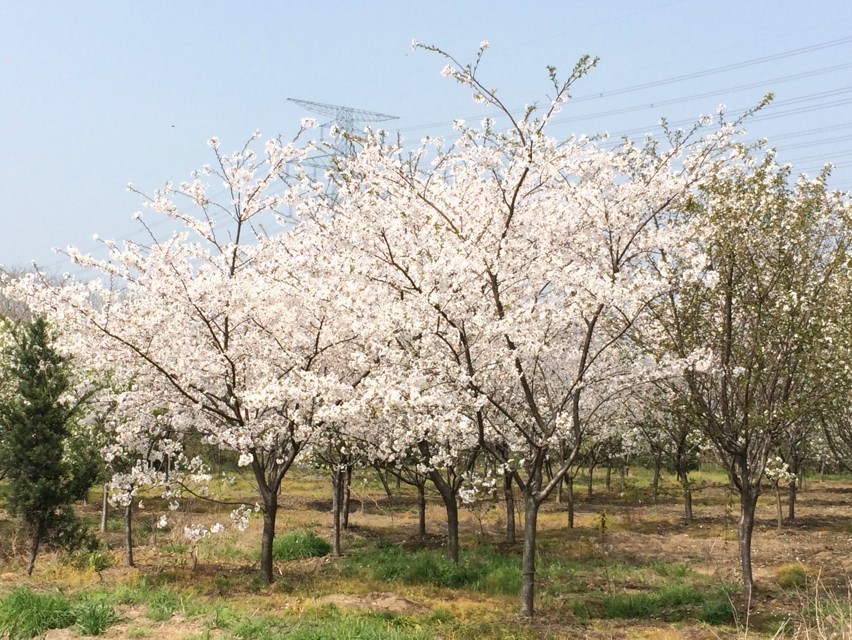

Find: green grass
<box><xmin>74</xmin><ymin>598</ymin><xmax>118</xmax><ymax>635</ymax></box>
<box><xmin>344</xmin><ymin>545</ymin><xmax>521</xmax><ymax>594</ymax></box>
<box><xmin>0</xmin><ymin>588</ymin><xmax>75</xmax><ymax>639</ymax></box>
<box><xmin>272</xmin><ymin>530</ymin><xmax>332</xmax><ymax>561</ymax></box>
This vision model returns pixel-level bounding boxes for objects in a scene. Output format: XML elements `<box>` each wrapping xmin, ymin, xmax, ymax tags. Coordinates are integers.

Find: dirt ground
<box><xmin>3</xmin><ymin>472</ymin><xmax>852</xmax><ymax>639</ymax></box>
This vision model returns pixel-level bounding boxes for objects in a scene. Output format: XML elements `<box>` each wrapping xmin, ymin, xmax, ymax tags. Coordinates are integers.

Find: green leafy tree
<box><xmin>0</xmin><ymin>316</ymin><xmax>92</xmax><ymax>575</ymax></box>
<box><xmin>651</xmin><ymin>153</ymin><xmax>851</xmax><ymax>596</ymax></box>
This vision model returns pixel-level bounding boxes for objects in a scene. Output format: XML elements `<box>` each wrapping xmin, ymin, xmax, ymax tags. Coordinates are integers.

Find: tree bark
<box><xmin>259</xmin><ymin>494</ymin><xmax>278</xmax><ymax>585</ymax></box>
<box><xmin>331</xmin><ymin>467</ymin><xmax>342</xmax><ymax>556</ymax></box>
<box><xmin>566</xmin><ymin>476</ymin><xmax>575</xmax><ymax>529</ymax></box>
<box><xmin>444</xmin><ymin>493</ymin><xmax>460</xmax><ymax>563</ymax></box>
<box><xmin>680</xmin><ymin>475</ymin><xmax>693</xmax><ymax>522</ymax></box>
<box><xmin>504</xmin><ymin>471</ymin><xmax>516</xmax><ymax>544</ymax></box>
<box><xmin>774</xmin><ymin>485</ymin><xmax>783</xmax><ymax>530</ymax></box>
<box><xmin>375</xmin><ymin>466</ymin><xmax>393</xmax><ymax>498</ymax></box>
<box><xmin>342</xmin><ymin>464</ymin><xmax>352</xmax><ymax>530</ymax></box>
<box><xmin>520</xmin><ymin>492</ymin><xmax>539</xmax><ymax>617</ymax></box>
<box><xmin>417</xmin><ymin>480</ymin><xmax>427</xmax><ymax>538</ymax></box>
<box><xmin>787</xmin><ymin>481</ymin><xmax>797</xmax><ymax>522</ymax></box>
<box><xmin>605</xmin><ymin>466</ymin><xmax>612</xmax><ymax>492</ymax></box>
<box><xmin>587</xmin><ymin>466</ymin><xmax>594</xmax><ymax>498</ymax></box>
<box><xmin>100</xmin><ymin>484</ymin><xmax>108</xmax><ymax>534</ymax></box>
<box><xmin>25</xmin><ymin>521</ymin><xmax>42</xmax><ymax>577</ymax></box>
<box><xmin>652</xmin><ymin>456</ymin><xmax>662</xmax><ymax>505</ymax></box>
<box><xmin>738</xmin><ymin>488</ymin><xmax>758</xmax><ymax>598</ymax></box>
<box><xmin>124</xmin><ymin>501</ymin><xmax>134</xmax><ymax>568</ymax></box>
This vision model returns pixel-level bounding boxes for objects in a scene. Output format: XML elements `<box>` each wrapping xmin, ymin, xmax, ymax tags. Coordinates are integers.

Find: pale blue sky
<box><xmin>2</xmin><ymin>1</ymin><xmax>851</xmax><ymax>270</ymax></box>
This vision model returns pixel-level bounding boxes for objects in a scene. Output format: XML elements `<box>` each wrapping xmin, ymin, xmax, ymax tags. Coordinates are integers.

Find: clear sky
<box><xmin>2</xmin><ymin>1</ymin><xmax>851</xmax><ymax>271</ymax></box>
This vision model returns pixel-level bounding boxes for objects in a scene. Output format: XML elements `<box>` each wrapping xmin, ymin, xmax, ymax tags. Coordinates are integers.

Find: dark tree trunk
<box><xmin>25</xmin><ymin>521</ymin><xmax>42</xmax><ymax>577</ymax></box>
<box><xmin>680</xmin><ymin>475</ymin><xmax>693</xmax><ymax>522</ymax></box>
<box><xmin>259</xmin><ymin>495</ymin><xmax>278</xmax><ymax>585</ymax></box>
<box><xmin>504</xmin><ymin>471</ymin><xmax>516</xmax><ymax>544</ymax></box>
<box><xmin>738</xmin><ymin>487</ymin><xmax>758</xmax><ymax>598</ymax></box>
<box><xmin>375</xmin><ymin>466</ymin><xmax>393</xmax><ymax>498</ymax></box>
<box><xmin>417</xmin><ymin>480</ymin><xmax>427</xmax><ymax>538</ymax></box>
<box><xmin>652</xmin><ymin>456</ymin><xmax>662</xmax><ymax>505</ymax></box>
<box><xmin>331</xmin><ymin>467</ymin><xmax>343</xmax><ymax>557</ymax></box>
<box><xmin>587</xmin><ymin>466</ymin><xmax>594</xmax><ymax>498</ymax></box>
<box><xmin>124</xmin><ymin>501</ymin><xmax>134</xmax><ymax>568</ymax></box>
<box><xmin>605</xmin><ymin>466</ymin><xmax>612</xmax><ymax>492</ymax></box>
<box><xmin>787</xmin><ymin>481</ymin><xmax>797</xmax><ymax>522</ymax></box>
<box><xmin>444</xmin><ymin>493</ymin><xmax>459</xmax><ymax>563</ymax></box>
<box><xmin>520</xmin><ymin>491</ymin><xmax>540</xmax><ymax>617</ymax></box>
<box><xmin>342</xmin><ymin>465</ymin><xmax>352</xmax><ymax>529</ymax></box>
<box><xmin>774</xmin><ymin>485</ymin><xmax>783</xmax><ymax>530</ymax></box>
<box><xmin>566</xmin><ymin>476</ymin><xmax>575</xmax><ymax>529</ymax></box>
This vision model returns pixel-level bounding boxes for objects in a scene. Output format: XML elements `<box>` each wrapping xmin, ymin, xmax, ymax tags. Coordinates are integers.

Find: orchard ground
<box><xmin>1</xmin><ymin>467</ymin><xmax>851</xmax><ymax>639</ymax></box>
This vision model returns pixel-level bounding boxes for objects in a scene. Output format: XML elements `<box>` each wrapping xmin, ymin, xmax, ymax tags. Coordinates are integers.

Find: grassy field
<box><xmin>1</xmin><ymin>466</ymin><xmax>851</xmax><ymax>638</ymax></box>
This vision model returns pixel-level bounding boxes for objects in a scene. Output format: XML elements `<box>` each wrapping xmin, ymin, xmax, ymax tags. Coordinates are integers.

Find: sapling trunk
<box><xmin>342</xmin><ymin>465</ymin><xmax>352</xmax><ymax>529</ymax></box>
<box><xmin>331</xmin><ymin>467</ymin><xmax>342</xmax><ymax>556</ymax></box>
<box><xmin>100</xmin><ymin>484</ymin><xmax>108</xmax><ymax>534</ymax></box>
<box><xmin>566</xmin><ymin>476</ymin><xmax>575</xmax><ymax>529</ymax></box>
<box><xmin>417</xmin><ymin>481</ymin><xmax>427</xmax><ymax>538</ymax></box>
<box><xmin>504</xmin><ymin>471</ymin><xmax>516</xmax><ymax>544</ymax></box>
<box><xmin>124</xmin><ymin>501</ymin><xmax>134</xmax><ymax>568</ymax></box>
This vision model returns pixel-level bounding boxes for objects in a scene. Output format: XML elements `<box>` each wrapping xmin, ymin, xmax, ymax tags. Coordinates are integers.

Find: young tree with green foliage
<box><xmin>0</xmin><ymin>316</ymin><xmax>92</xmax><ymax>575</ymax></box>
<box><xmin>650</xmin><ymin>153</ymin><xmax>851</xmax><ymax>597</ymax></box>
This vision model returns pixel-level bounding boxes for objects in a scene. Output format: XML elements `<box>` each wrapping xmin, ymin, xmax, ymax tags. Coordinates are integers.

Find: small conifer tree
<box><xmin>0</xmin><ymin>316</ymin><xmax>91</xmax><ymax>575</ymax></box>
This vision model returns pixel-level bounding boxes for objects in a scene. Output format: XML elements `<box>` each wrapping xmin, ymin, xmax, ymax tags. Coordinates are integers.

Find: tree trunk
<box><xmin>605</xmin><ymin>466</ymin><xmax>612</xmax><ymax>492</ymax></box>
<box><xmin>681</xmin><ymin>476</ymin><xmax>693</xmax><ymax>522</ymax></box>
<box><xmin>25</xmin><ymin>521</ymin><xmax>42</xmax><ymax>577</ymax></box>
<box><xmin>504</xmin><ymin>472</ymin><xmax>516</xmax><ymax>544</ymax></box>
<box><xmin>375</xmin><ymin>466</ymin><xmax>392</xmax><ymax>499</ymax></box>
<box><xmin>259</xmin><ymin>494</ymin><xmax>278</xmax><ymax>585</ymax></box>
<box><xmin>444</xmin><ymin>494</ymin><xmax>460</xmax><ymax>563</ymax></box>
<box><xmin>652</xmin><ymin>457</ymin><xmax>661</xmax><ymax>505</ymax></box>
<box><xmin>124</xmin><ymin>501</ymin><xmax>134</xmax><ymax>568</ymax></box>
<box><xmin>520</xmin><ymin>492</ymin><xmax>540</xmax><ymax>617</ymax></box>
<box><xmin>424</xmin><ymin>463</ymin><xmax>460</xmax><ymax>563</ymax></box>
<box><xmin>787</xmin><ymin>480</ymin><xmax>797</xmax><ymax>522</ymax></box>
<box><xmin>738</xmin><ymin>488</ymin><xmax>758</xmax><ymax>598</ymax></box>
<box><xmin>417</xmin><ymin>480</ymin><xmax>427</xmax><ymax>538</ymax></box>
<box><xmin>566</xmin><ymin>476</ymin><xmax>575</xmax><ymax>529</ymax></box>
<box><xmin>587</xmin><ymin>466</ymin><xmax>594</xmax><ymax>498</ymax></box>
<box><xmin>331</xmin><ymin>467</ymin><xmax>342</xmax><ymax>557</ymax></box>
<box><xmin>774</xmin><ymin>485</ymin><xmax>783</xmax><ymax>530</ymax></box>
<box><xmin>100</xmin><ymin>484</ymin><xmax>108</xmax><ymax>534</ymax></box>
<box><xmin>342</xmin><ymin>465</ymin><xmax>352</xmax><ymax>530</ymax></box>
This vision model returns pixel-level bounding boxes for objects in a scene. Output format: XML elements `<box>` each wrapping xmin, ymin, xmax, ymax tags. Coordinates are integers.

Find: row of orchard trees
<box><xmin>4</xmin><ymin>45</ymin><xmax>851</xmax><ymax>615</ymax></box>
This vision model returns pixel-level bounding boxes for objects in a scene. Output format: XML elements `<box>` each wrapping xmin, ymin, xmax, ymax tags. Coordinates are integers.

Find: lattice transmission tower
<box><xmin>287</xmin><ymin>98</ymin><xmax>398</xmax><ymax>156</ymax></box>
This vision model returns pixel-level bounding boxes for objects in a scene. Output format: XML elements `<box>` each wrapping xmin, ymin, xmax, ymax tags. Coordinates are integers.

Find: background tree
<box><xmin>0</xmin><ymin>316</ymin><xmax>92</xmax><ymax>575</ymax></box>
<box><xmin>652</xmin><ymin>153</ymin><xmax>852</xmax><ymax>597</ymax></box>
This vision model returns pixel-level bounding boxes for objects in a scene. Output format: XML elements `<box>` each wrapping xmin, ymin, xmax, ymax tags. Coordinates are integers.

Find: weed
<box><xmin>0</xmin><ymin>587</ymin><xmax>75</xmax><ymax>638</ymax></box>
<box><xmin>147</xmin><ymin>588</ymin><xmax>181</xmax><ymax>621</ymax></box>
<box><xmin>776</xmin><ymin>562</ymin><xmax>812</xmax><ymax>589</ymax></box>
<box><xmin>272</xmin><ymin>530</ymin><xmax>331</xmax><ymax>561</ymax></box>
<box><xmin>74</xmin><ymin>599</ymin><xmax>118</xmax><ymax>636</ymax></box>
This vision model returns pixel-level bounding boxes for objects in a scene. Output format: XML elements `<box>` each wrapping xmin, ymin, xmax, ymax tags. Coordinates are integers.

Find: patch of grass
<box><xmin>272</xmin><ymin>530</ymin><xmax>331</xmax><ymax>561</ymax></box>
<box><xmin>147</xmin><ymin>588</ymin><xmax>181</xmax><ymax>621</ymax></box>
<box><xmin>0</xmin><ymin>587</ymin><xmax>75</xmax><ymax>638</ymax></box>
<box><xmin>697</xmin><ymin>596</ymin><xmax>736</xmax><ymax>625</ymax></box>
<box><xmin>652</xmin><ymin>560</ymin><xmax>693</xmax><ymax>579</ymax></box>
<box><xmin>599</xmin><ymin>582</ymin><xmax>731</xmax><ymax>623</ymax></box>
<box><xmin>74</xmin><ymin>598</ymin><xmax>118</xmax><ymax>636</ymax></box>
<box><xmin>775</xmin><ymin>562</ymin><xmax>812</xmax><ymax>589</ymax></box>
<box><xmin>349</xmin><ymin>545</ymin><xmax>520</xmax><ymax>592</ymax></box>
<box><xmin>602</xmin><ymin>592</ymin><xmax>658</xmax><ymax>618</ymax></box>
